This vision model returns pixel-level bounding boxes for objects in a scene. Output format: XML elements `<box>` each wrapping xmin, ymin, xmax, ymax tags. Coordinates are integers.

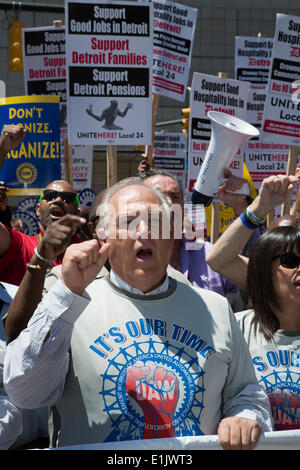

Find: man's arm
<box><xmin>4</xmin><ymin>240</ymin><xmax>110</xmax><ymax>409</ymax></box>
<box><xmin>217</xmin><ymin>305</ymin><xmax>273</xmax><ymax>450</ymax></box>
<box><xmin>0</xmin><ymin>224</ymin><xmax>12</xmax><ymax>257</ymax></box>
<box><xmin>206</xmin><ymin>174</ymin><xmax>298</xmax><ymax>294</ymax></box>
<box><xmin>0</xmin><ymin>125</ymin><xmax>27</xmax><ymax>256</ymax></box>
<box><xmin>5</xmin><ymin>214</ymin><xmax>86</xmax><ymax>344</ymax></box>
<box><xmin>4</xmin><ymin>280</ymin><xmax>88</xmax><ymax>408</ymax></box>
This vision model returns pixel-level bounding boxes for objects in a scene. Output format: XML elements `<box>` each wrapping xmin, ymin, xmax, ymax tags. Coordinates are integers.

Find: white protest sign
<box><xmin>186</xmin><ymin>73</ymin><xmax>250</xmax><ymax>200</ymax></box>
<box><xmin>154</xmin><ymin>132</ymin><xmax>187</xmax><ymax>189</ymax></box>
<box><xmin>244</xmin><ymin>86</ymin><xmax>290</xmax><ymax>189</ymax></box>
<box><xmin>60</xmin><ymin>144</ymin><xmax>93</xmax><ymax>192</ymax></box>
<box><xmin>65</xmin><ymin>0</ymin><xmax>153</xmax><ymax>146</ymax></box>
<box><xmin>261</xmin><ymin>14</ymin><xmax>300</xmax><ymax>146</ymax></box>
<box><xmin>235</xmin><ymin>36</ymin><xmax>273</xmax><ymax>85</ymax></box>
<box><xmin>152</xmin><ymin>0</ymin><xmax>197</xmax><ymax>101</ymax></box>
<box><xmin>22</xmin><ymin>26</ymin><xmax>67</xmax><ymax>127</ymax></box>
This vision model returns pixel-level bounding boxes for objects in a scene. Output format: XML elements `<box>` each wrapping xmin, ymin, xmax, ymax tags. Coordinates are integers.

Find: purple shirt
<box><xmin>180</xmin><ymin>238</ymin><xmax>237</xmax><ymax>297</ymax></box>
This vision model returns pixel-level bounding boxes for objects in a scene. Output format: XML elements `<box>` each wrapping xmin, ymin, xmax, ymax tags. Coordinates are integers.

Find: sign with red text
<box><xmin>262</xmin><ymin>14</ymin><xmax>300</xmax><ymax>146</ymax></box>
<box><xmin>234</xmin><ymin>38</ymin><xmax>290</xmax><ymax>190</ymax></box>
<box><xmin>22</xmin><ymin>26</ymin><xmax>67</xmax><ymax>128</ymax></box>
<box><xmin>244</xmin><ymin>86</ymin><xmax>290</xmax><ymax>189</ymax></box>
<box><xmin>152</xmin><ymin>0</ymin><xmax>197</xmax><ymax>101</ymax></box>
<box><xmin>60</xmin><ymin>140</ymin><xmax>93</xmax><ymax>192</ymax></box>
<box><xmin>235</xmin><ymin>36</ymin><xmax>273</xmax><ymax>85</ymax></box>
<box><xmin>65</xmin><ymin>0</ymin><xmax>153</xmax><ymax>146</ymax></box>
<box><xmin>186</xmin><ymin>73</ymin><xmax>250</xmax><ymax>200</ymax></box>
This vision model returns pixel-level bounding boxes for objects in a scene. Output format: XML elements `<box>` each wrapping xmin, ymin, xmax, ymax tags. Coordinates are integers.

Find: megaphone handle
<box><xmin>192</xmin><ymin>189</ymin><xmax>214</xmax><ymax>206</ymax></box>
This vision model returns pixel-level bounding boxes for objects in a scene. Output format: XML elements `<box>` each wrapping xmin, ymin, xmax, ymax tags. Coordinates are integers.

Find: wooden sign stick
<box><xmin>144</xmin><ymin>92</ymin><xmax>160</xmax><ymax>168</ymax></box>
<box><xmin>63</xmin><ymin>137</ymin><xmax>73</xmax><ymax>185</ymax></box>
<box><xmin>106</xmin><ymin>145</ymin><xmax>117</xmax><ymax>188</ymax></box>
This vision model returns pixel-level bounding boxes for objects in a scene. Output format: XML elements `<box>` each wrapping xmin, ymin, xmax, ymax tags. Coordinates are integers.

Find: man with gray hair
<box><xmin>4</xmin><ymin>177</ymin><xmax>272</xmax><ymax>449</ymax></box>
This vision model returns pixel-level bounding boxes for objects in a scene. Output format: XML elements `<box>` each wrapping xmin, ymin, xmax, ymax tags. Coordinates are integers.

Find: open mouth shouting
<box><xmin>49</xmin><ymin>205</ymin><xmax>66</xmax><ymax>220</ymax></box>
<box><xmin>135</xmin><ymin>246</ymin><xmax>153</xmax><ymax>262</ymax></box>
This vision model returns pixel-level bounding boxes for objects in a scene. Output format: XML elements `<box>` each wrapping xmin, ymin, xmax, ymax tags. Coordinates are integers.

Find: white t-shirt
<box><xmin>236</xmin><ymin>309</ymin><xmax>300</xmax><ymax>431</ymax></box>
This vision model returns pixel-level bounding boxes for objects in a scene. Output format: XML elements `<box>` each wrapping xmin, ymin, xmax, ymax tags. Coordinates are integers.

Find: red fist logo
<box><xmin>126</xmin><ymin>360</ymin><xmax>179</xmax><ymax>438</ymax></box>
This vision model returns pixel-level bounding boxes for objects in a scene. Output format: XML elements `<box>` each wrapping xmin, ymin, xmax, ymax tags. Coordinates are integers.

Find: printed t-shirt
<box><xmin>236</xmin><ymin>309</ymin><xmax>300</xmax><ymax>431</ymax></box>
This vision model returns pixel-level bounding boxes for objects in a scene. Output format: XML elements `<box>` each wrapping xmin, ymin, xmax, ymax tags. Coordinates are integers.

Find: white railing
<box><xmin>56</xmin><ymin>430</ymin><xmax>300</xmax><ymax>450</ymax></box>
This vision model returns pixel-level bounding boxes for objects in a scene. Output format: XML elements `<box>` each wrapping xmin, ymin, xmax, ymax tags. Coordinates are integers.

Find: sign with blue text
<box><xmin>0</xmin><ymin>95</ymin><xmax>61</xmax><ymax>195</ymax></box>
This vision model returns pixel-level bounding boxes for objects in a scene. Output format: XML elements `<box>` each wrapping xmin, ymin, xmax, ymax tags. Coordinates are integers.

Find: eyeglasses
<box><xmin>272</xmin><ymin>253</ymin><xmax>300</xmax><ymax>269</ymax></box>
<box><xmin>40</xmin><ymin>190</ymin><xmax>79</xmax><ymax>206</ymax></box>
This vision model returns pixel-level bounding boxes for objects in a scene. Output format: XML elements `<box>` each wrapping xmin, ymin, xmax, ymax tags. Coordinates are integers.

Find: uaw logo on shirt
<box><xmin>89</xmin><ymin>319</ymin><xmax>213</xmax><ymax>442</ymax></box>
<box><xmin>253</xmin><ymin>348</ymin><xmax>300</xmax><ymax>430</ymax></box>
<box><xmin>101</xmin><ymin>339</ymin><xmax>205</xmax><ymax>442</ymax></box>
<box><xmin>16</xmin><ymin>162</ymin><xmax>38</xmax><ymax>185</ymax></box>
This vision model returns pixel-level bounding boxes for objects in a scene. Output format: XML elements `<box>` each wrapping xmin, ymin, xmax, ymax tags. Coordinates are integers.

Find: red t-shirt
<box><xmin>0</xmin><ymin>226</ymin><xmax>80</xmax><ymax>286</ymax></box>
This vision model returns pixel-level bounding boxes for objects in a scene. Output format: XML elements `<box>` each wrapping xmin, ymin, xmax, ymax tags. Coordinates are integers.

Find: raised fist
<box><xmin>126</xmin><ymin>360</ymin><xmax>179</xmax><ymax>438</ymax></box>
<box><xmin>0</xmin><ymin>124</ymin><xmax>27</xmax><ymax>156</ymax></box>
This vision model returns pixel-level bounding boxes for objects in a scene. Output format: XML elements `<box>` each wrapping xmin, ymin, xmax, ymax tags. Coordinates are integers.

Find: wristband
<box><xmin>246</xmin><ymin>207</ymin><xmax>264</xmax><ymax>225</ymax></box>
<box><xmin>240</xmin><ymin>212</ymin><xmax>257</xmax><ymax>230</ymax></box>
<box><xmin>34</xmin><ymin>246</ymin><xmax>55</xmax><ymax>266</ymax></box>
<box><xmin>243</xmin><ymin>209</ymin><xmax>260</xmax><ymax>228</ymax></box>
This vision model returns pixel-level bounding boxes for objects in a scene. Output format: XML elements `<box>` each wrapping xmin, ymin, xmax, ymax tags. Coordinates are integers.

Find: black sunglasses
<box><xmin>273</xmin><ymin>253</ymin><xmax>300</xmax><ymax>269</ymax></box>
<box><xmin>40</xmin><ymin>190</ymin><xmax>79</xmax><ymax>205</ymax></box>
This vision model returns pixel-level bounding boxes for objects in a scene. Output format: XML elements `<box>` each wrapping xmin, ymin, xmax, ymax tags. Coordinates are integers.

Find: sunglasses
<box><xmin>40</xmin><ymin>190</ymin><xmax>79</xmax><ymax>206</ymax></box>
<box><xmin>273</xmin><ymin>253</ymin><xmax>300</xmax><ymax>269</ymax></box>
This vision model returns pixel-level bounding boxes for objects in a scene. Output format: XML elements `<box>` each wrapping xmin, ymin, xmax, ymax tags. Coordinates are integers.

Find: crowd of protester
<box><xmin>0</xmin><ymin>124</ymin><xmax>299</xmax><ymax>450</ymax></box>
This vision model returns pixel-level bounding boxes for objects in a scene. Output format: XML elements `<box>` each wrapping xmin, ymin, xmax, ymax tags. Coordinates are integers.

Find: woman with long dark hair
<box><xmin>236</xmin><ymin>226</ymin><xmax>300</xmax><ymax>430</ymax></box>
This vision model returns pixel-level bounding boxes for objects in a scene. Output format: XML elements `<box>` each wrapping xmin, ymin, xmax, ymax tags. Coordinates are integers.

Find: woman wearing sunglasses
<box><xmin>207</xmin><ymin>174</ymin><xmax>300</xmax><ymax>431</ymax></box>
<box><xmin>207</xmin><ymin>174</ymin><xmax>300</xmax><ymax>297</ymax></box>
<box><xmin>235</xmin><ymin>226</ymin><xmax>300</xmax><ymax>431</ymax></box>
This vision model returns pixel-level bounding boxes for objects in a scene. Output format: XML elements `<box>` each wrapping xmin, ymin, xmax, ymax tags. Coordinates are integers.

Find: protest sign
<box><xmin>235</xmin><ymin>36</ymin><xmax>273</xmax><ymax>85</ymax></box>
<box><xmin>60</xmin><ymin>144</ymin><xmax>94</xmax><ymax>191</ymax></box>
<box><xmin>186</xmin><ymin>73</ymin><xmax>250</xmax><ymax>201</ymax></box>
<box><xmin>234</xmin><ymin>37</ymin><xmax>291</xmax><ymax>191</ymax></box>
<box><xmin>153</xmin><ymin>132</ymin><xmax>187</xmax><ymax>189</ymax></box>
<box><xmin>245</xmin><ymin>86</ymin><xmax>291</xmax><ymax>189</ymax></box>
<box><xmin>22</xmin><ymin>25</ymin><xmax>67</xmax><ymax>128</ymax></box>
<box><xmin>65</xmin><ymin>0</ymin><xmax>153</xmax><ymax>146</ymax></box>
<box><xmin>152</xmin><ymin>0</ymin><xmax>197</xmax><ymax>101</ymax></box>
<box><xmin>0</xmin><ymin>95</ymin><xmax>60</xmax><ymax>195</ymax></box>
<box><xmin>261</xmin><ymin>14</ymin><xmax>300</xmax><ymax>146</ymax></box>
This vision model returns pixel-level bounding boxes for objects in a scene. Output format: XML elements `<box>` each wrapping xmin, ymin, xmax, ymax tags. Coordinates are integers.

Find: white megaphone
<box><xmin>191</xmin><ymin>111</ymin><xmax>260</xmax><ymax>206</ymax></box>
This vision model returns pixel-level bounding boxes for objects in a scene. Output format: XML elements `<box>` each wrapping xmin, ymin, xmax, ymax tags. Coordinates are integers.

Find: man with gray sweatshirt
<box><xmin>4</xmin><ymin>177</ymin><xmax>272</xmax><ymax>449</ymax></box>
